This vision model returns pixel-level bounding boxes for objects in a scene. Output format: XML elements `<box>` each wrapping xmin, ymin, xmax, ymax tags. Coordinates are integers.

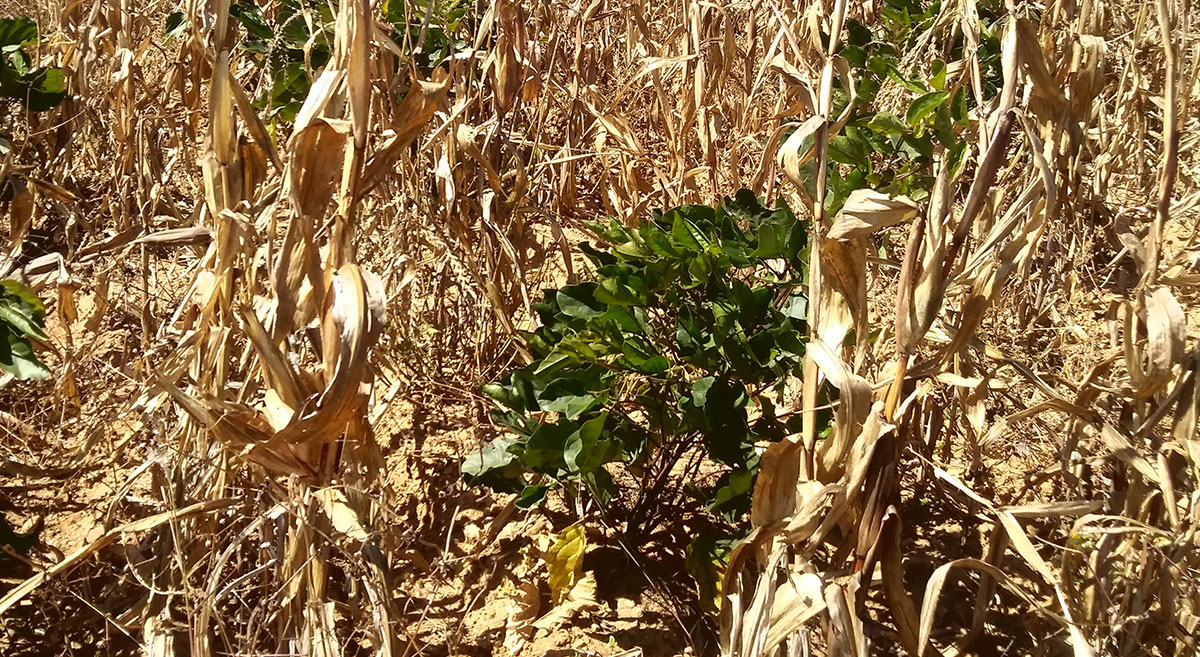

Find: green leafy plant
<box><xmin>167</xmin><ymin>0</ymin><xmax>471</xmax><ymax>123</ymax></box>
<box><xmin>0</xmin><ymin>17</ymin><xmax>67</xmax><ymax>111</ymax></box>
<box><xmin>0</xmin><ymin>280</ymin><xmax>50</xmax><ymax>380</ymax></box>
<box><xmin>800</xmin><ymin>5</ymin><xmax>1004</xmax><ymax>214</ymax></box>
<box><xmin>463</xmin><ymin>191</ymin><xmax>817</xmax><ymax>544</ymax></box>
<box><xmin>384</xmin><ymin>0</ymin><xmax>472</xmax><ymax>73</ymax></box>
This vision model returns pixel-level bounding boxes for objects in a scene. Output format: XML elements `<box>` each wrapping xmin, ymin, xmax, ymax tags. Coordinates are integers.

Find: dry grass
<box><xmin>0</xmin><ymin>0</ymin><xmax>1198</xmax><ymax>656</ymax></box>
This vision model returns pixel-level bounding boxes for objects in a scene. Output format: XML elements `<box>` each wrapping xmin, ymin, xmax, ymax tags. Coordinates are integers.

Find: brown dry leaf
<box><xmin>490</xmin><ymin>0</ymin><xmax>525</xmax><ymax>113</ymax></box>
<box><xmin>0</xmin><ymin>498</ymin><xmax>236</xmax><ymax>616</ymax></box>
<box><xmin>762</xmin><ymin>573</ymin><xmax>826</xmax><ymax>654</ymax></box>
<box><xmin>306</xmin><ymin>601</ymin><xmax>341</xmax><ymax>657</ymax></box>
<box><xmin>811</xmin><ymin>341</ymin><xmax>873</xmax><ymax>479</ymax></box>
<box><xmin>360</xmin><ymin>65</ymin><xmax>452</xmax><ymax>195</ymax></box>
<box><xmin>131</xmin><ymin>227</ymin><xmax>214</xmax><ymax>248</ymax></box>
<box><xmin>313</xmin><ymin>487</ymin><xmax>370</xmax><ymax>544</ymax></box>
<box><xmin>750</xmin><ymin>438</ymin><xmax>803</xmax><ymax>528</ymax></box>
<box><xmin>997</xmin><ymin>512</ymin><xmax>1094</xmax><ymax>657</ymax></box>
<box><xmin>288</xmin><ymin>118</ymin><xmax>351</xmax><ymax>219</ymax></box>
<box><xmin>827</xmin><ymin>189</ymin><xmax>919</xmax><ymax>240</ymax></box>
<box><xmin>777</xmin><ymin>115</ymin><xmax>826</xmax><ymax>188</ymax></box>
<box><xmin>917</xmin><ymin>558</ymin><xmax>1056</xmax><ymax>657</ymax></box>
<box><xmin>6</xmin><ymin>176</ymin><xmax>32</xmax><ymax>253</ymax></box>
<box><xmin>277</xmin><ymin>265</ymin><xmax>383</xmax><ymax>445</ymax></box>
<box><xmin>210</xmin><ymin>51</ymin><xmax>236</xmax><ymax>167</ymax></box>
<box><xmin>818</xmin><ymin>236</ymin><xmax>867</xmax><ymax>348</ymax></box>
<box><xmin>1140</xmin><ymin>286</ymin><xmax>1187</xmax><ymax>393</ymax></box>
<box><xmin>533</xmin><ymin>570</ymin><xmax>601</xmax><ymax>630</ymax></box>
<box><xmin>503</xmin><ymin>581</ymin><xmax>540</xmax><ymax>654</ymax></box>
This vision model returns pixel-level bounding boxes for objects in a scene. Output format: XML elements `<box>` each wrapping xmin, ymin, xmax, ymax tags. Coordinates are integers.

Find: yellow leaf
<box><xmin>546</xmin><ymin>523</ymin><xmax>586</xmax><ymax>604</ymax></box>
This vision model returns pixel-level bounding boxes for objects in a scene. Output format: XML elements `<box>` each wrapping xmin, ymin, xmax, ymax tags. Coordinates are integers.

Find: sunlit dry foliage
<box><xmin>0</xmin><ymin>0</ymin><xmax>1196</xmax><ymax>655</ymax></box>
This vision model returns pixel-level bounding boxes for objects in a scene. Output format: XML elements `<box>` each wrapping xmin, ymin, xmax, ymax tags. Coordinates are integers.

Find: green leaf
<box><xmin>781</xmin><ymin>292</ymin><xmax>808</xmax><ymax>321</ymax></box>
<box><xmin>929</xmin><ymin>59</ymin><xmax>946</xmax><ymax>91</ymax></box>
<box><xmin>0</xmin><ymin>300</ymin><xmax>46</xmax><ymax>341</ymax></box>
<box><xmin>845</xmin><ymin>19</ymin><xmax>872</xmax><ymax>47</ymax></box>
<box><xmin>840</xmin><ymin>44</ymin><xmax>868</xmax><ymax>68</ymax></box>
<box><xmin>556</xmin><ymin>283</ymin><xmax>605</xmax><ymax>318</ymax></box>
<box><xmin>564</xmin><ymin>413</ymin><xmax>608</xmax><ymax>474</ymax></box>
<box><xmin>0</xmin><ymin>326</ymin><xmax>50</xmax><ymax>380</ymax></box>
<box><xmin>828</xmin><ymin>134</ymin><xmax>868</xmax><ymax>170</ymax></box>
<box><xmin>522</xmin><ymin>421</ymin><xmax>576</xmax><ymax>470</ymax></box>
<box><xmin>692</xmin><ymin>376</ymin><xmax>715</xmax><ymax>407</ymax></box>
<box><xmin>951</xmin><ymin>87</ymin><xmax>969</xmax><ymax>126</ymax></box>
<box><xmin>461</xmin><ymin>436</ymin><xmax>520</xmax><ymax>479</ymax></box>
<box><xmin>686</xmin><ymin>535</ymin><xmax>731</xmax><ymax>615</ymax></box>
<box><xmin>584</xmin><ymin>468</ymin><xmax>615</xmax><ymax>507</ymax></box>
<box><xmin>1</xmin><ymin>279</ymin><xmax>45</xmax><ymax>315</ymax></box>
<box><xmin>867</xmin><ymin>111</ymin><xmax>909</xmax><ymax>134</ymax></box>
<box><xmin>515</xmin><ymin>484</ymin><xmax>548</xmax><ymax>509</ymax></box>
<box><xmin>0</xmin><ymin>17</ymin><xmax>37</xmax><ymax>50</ymax></box>
<box><xmin>934</xmin><ymin>102</ymin><xmax>957</xmax><ymax>148</ymax></box>
<box><xmin>906</xmin><ymin>91</ymin><xmax>949</xmax><ymax>127</ymax></box>
<box><xmin>637</xmin><ymin>356</ymin><xmax>671</xmax><ymax>374</ymax></box>
<box><xmin>230</xmin><ymin>3</ymin><xmax>275</xmax><ymax>41</ymax></box>
<box><xmin>0</xmin><ymin>513</ymin><xmax>39</xmax><ymax>559</ymax></box>
<box><xmin>670</xmin><ymin>212</ymin><xmax>705</xmax><ymax>251</ymax></box>
<box><xmin>708</xmin><ymin>467</ymin><xmax>755</xmax><ymax>516</ymax></box>
<box><xmin>164</xmin><ymin>12</ymin><xmax>188</xmax><ymax>40</ymax></box>
<box><xmin>537</xmin><ymin>380</ymin><xmax>597</xmax><ymax>419</ymax></box>
<box><xmin>20</xmin><ymin>67</ymin><xmax>66</xmax><ymax>111</ymax></box>
<box><xmin>594</xmin><ymin>277</ymin><xmax>642</xmax><ymax>306</ymax></box>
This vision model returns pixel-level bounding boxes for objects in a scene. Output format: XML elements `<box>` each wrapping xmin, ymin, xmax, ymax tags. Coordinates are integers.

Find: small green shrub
<box><xmin>806</xmin><ymin>7</ymin><xmax>1004</xmax><ymax>213</ymax></box>
<box><xmin>0</xmin><ymin>17</ymin><xmax>67</xmax><ymax>112</ymax></box>
<box><xmin>0</xmin><ymin>280</ymin><xmax>50</xmax><ymax>380</ymax></box>
<box><xmin>463</xmin><ymin>191</ymin><xmax>818</xmax><ymax>544</ymax></box>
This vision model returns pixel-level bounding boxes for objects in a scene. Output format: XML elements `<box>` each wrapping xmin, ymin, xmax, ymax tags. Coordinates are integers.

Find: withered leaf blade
<box><xmin>828</xmin><ymin>189</ymin><xmax>919</xmax><ymax>240</ymax></box>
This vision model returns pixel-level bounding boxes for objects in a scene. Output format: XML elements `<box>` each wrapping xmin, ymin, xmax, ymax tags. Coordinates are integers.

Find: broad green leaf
<box><xmin>845</xmin><ymin>19</ymin><xmax>872</xmax><ymax>47</ymax></box>
<box><xmin>829</xmin><ymin>134</ymin><xmax>868</xmax><ymax>169</ymax></box>
<box><xmin>934</xmin><ymin>102</ymin><xmax>957</xmax><ymax>148</ymax></box>
<box><xmin>556</xmin><ymin>284</ymin><xmax>605</xmax><ymax>318</ymax></box>
<box><xmin>670</xmin><ymin>213</ymin><xmax>705</xmax><ymax>250</ymax></box>
<box><xmin>565</xmin><ymin>413</ymin><xmax>607</xmax><ymax>474</ymax></box>
<box><xmin>461</xmin><ymin>437</ymin><xmax>519</xmax><ymax>479</ymax></box>
<box><xmin>537</xmin><ymin>383</ymin><xmax>597</xmax><ymax>420</ymax></box>
<box><xmin>522</xmin><ymin>421</ymin><xmax>576</xmax><ymax>469</ymax></box>
<box><xmin>515</xmin><ymin>484</ymin><xmax>548</xmax><ymax>509</ymax></box>
<box><xmin>951</xmin><ymin>87</ymin><xmax>969</xmax><ymax>126</ymax></box>
<box><xmin>0</xmin><ymin>327</ymin><xmax>51</xmax><ymax>380</ymax></box>
<box><xmin>686</xmin><ymin>535</ymin><xmax>730</xmax><ymax>615</ymax></box>
<box><xmin>164</xmin><ymin>12</ymin><xmax>188</xmax><ymax>40</ymax></box>
<box><xmin>929</xmin><ymin>59</ymin><xmax>946</xmax><ymax>90</ymax></box>
<box><xmin>867</xmin><ymin>111</ymin><xmax>909</xmax><ymax>135</ymax></box>
<box><xmin>782</xmin><ymin>293</ymin><xmax>808</xmax><ymax>321</ymax></box>
<box><xmin>0</xmin><ymin>513</ymin><xmax>39</xmax><ymax>559</ymax></box>
<box><xmin>584</xmin><ymin>468</ymin><xmax>615</xmax><ymax>507</ymax></box>
<box><xmin>708</xmin><ymin>467</ymin><xmax>755</xmax><ymax>516</ymax></box>
<box><xmin>692</xmin><ymin>376</ymin><xmax>715</xmax><ymax>407</ymax></box>
<box><xmin>0</xmin><ymin>300</ymin><xmax>47</xmax><ymax>341</ymax></box>
<box><xmin>547</xmin><ymin>523</ymin><xmax>586</xmax><ymax>604</ymax></box>
<box><xmin>906</xmin><ymin>91</ymin><xmax>949</xmax><ymax>127</ymax></box>
<box><xmin>840</xmin><ymin>44</ymin><xmax>868</xmax><ymax>68</ymax></box>
<box><xmin>230</xmin><ymin>3</ymin><xmax>275</xmax><ymax>41</ymax></box>
<box><xmin>594</xmin><ymin>277</ymin><xmax>642</xmax><ymax>306</ymax></box>
<box><xmin>637</xmin><ymin>356</ymin><xmax>671</xmax><ymax>374</ymax></box>
<box><xmin>20</xmin><ymin>67</ymin><xmax>66</xmax><ymax>112</ymax></box>
<box><xmin>0</xmin><ymin>17</ymin><xmax>37</xmax><ymax>50</ymax></box>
